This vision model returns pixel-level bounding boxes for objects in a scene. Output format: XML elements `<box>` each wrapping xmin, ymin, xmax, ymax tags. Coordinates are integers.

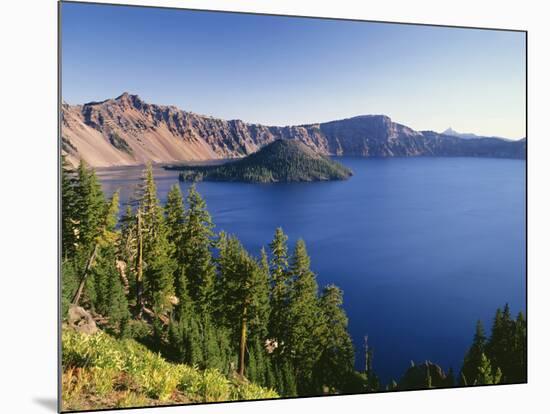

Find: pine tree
<box><xmin>314</xmin><ymin>284</ymin><xmax>355</xmax><ymax>394</ymax></box>
<box><xmin>136</xmin><ymin>164</ymin><xmax>162</xmax><ymax>239</ymax></box>
<box><xmin>73</xmin><ymin>160</ymin><xmax>106</xmax><ymax>250</ymax></box>
<box><xmin>165</xmin><ymin>184</ymin><xmax>185</xmax><ymax>256</ymax></box>
<box><xmin>168</xmin><ymin>309</ymin><xmax>203</xmax><ymax>366</ymax></box>
<box><xmin>509</xmin><ymin>311</ymin><xmax>527</xmax><ymax>382</ymax></box>
<box><xmin>61</xmin><ymin>260</ymin><xmax>79</xmax><ymax>317</ymax></box>
<box><xmin>133</xmin><ymin>164</ymin><xmax>176</xmax><ymax>314</ymax></box>
<box><xmin>181</xmin><ymin>185</ymin><xmax>216</xmax><ymax>314</ymax></box>
<box><xmin>247</xmin><ymin>337</ymin><xmax>273</xmax><ymax>386</ymax></box>
<box><xmin>90</xmin><ymin>244</ymin><xmax>130</xmax><ymax>334</ymax></box>
<box><xmin>144</xmin><ymin>228</ymin><xmax>176</xmax><ymax>313</ymax></box>
<box><xmin>61</xmin><ymin>156</ymin><xmax>78</xmax><ymax>259</ymax></box>
<box><xmin>253</xmin><ymin>248</ymin><xmax>271</xmax><ymax>341</ymax></box>
<box><xmin>201</xmin><ymin>316</ymin><xmax>233</xmax><ymax>373</ymax></box>
<box><xmin>78</xmin><ymin>190</ymin><xmax>130</xmax><ymax>334</ymax></box>
<box><xmin>486</xmin><ymin>304</ymin><xmax>516</xmax><ymax>382</ymax></box>
<box><xmin>460</xmin><ymin>320</ymin><xmax>487</xmax><ymax>385</ymax></box>
<box><xmin>474</xmin><ymin>353</ymin><xmax>502</xmax><ymax>385</ymax></box>
<box><xmin>268</xmin><ymin>228</ymin><xmax>291</xmax><ymax>350</ymax></box>
<box><xmin>287</xmin><ymin>239</ymin><xmax>325</xmax><ymax>393</ymax></box>
<box><xmin>69</xmin><ymin>166</ymin><xmax>114</xmax><ymax>306</ymax></box>
<box><xmin>217</xmin><ymin>235</ymin><xmax>270</xmax><ymax>377</ymax></box>
<box><xmin>274</xmin><ymin>360</ymin><xmax>297</xmax><ymax>397</ymax></box>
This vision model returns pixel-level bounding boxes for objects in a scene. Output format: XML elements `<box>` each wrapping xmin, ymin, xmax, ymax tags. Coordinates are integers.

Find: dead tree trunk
<box><xmin>116</xmin><ymin>260</ymin><xmax>130</xmax><ymax>293</ymax></box>
<box><xmin>71</xmin><ymin>243</ymin><xmax>99</xmax><ymax>306</ymax></box>
<box><xmin>238</xmin><ymin>305</ymin><xmax>248</xmax><ymax>377</ymax></box>
<box><xmin>136</xmin><ymin>209</ymin><xmax>144</xmax><ymax>318</ymax></box>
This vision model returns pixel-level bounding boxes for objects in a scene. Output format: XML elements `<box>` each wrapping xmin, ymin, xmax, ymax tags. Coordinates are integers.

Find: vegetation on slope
<box><xmin>62</xmin><ymin>329</ymin><xmax>278</xmax><ymax>411</ymax></box>
<box><xmin>172</xmin><ymin>139</ymin><xmax>353</xmax><ymax>183</ymax></box>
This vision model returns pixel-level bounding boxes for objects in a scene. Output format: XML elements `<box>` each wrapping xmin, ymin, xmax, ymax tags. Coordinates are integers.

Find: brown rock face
<box><xmin>67</xmin><ymin>305</ymin><xmax>98</xmax><ymax>335</ymax></box>
<box><xmin>61</xmin><ymin>92</ymin><xmax>525</xmax><ymax>167</ymax></box>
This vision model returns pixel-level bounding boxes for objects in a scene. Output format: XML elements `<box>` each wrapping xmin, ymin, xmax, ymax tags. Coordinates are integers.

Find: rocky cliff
<box><xmin>61</xmin><ymin>92</ymin><xmax>525</xmax><ymax>167</ymax></box>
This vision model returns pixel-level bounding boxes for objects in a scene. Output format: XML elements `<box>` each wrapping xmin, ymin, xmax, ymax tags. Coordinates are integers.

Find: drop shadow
<box><xmin>33</xmin><ymin>397</ymin><xmax>58</xmax><ymax>412</ymax></box>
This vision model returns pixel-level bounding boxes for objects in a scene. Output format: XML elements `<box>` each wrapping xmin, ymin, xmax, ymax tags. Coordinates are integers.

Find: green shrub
<box><xmin>89</xmin><ymin>367</ymin><xmax>117</xmax><ymax>397</ymax></box>
<box><xmin>175</xmin><ymin>365</ymin><xmax>202</xmax><ymax>399</ymax></box>
<box><xmin>62</xmin><ymin>330</ymin><xmax>125</xmax><ymax>370</ymax></box>
<box><xmin>61</xmin><ymin>330</ymin><xmax>279</xmax><ymax>409</ymax></box>
<box><xmin>234</xmin><ymin>382</ymin><xmax>279</xmax><ymax>400</ymax></box>
<box><xmin>132</xmin><ymin>354</ymin><xmax>179</xmax><ymax>401</ymax></box>
<box><xmin>199</xmin><ymin>369</ymin><xmax>231</xmax><ymax>402</ymax></box>
<box><xmin>123</xmin><ymin>319</ymin><xmax>151</xmax><ymax>340</ymax></box>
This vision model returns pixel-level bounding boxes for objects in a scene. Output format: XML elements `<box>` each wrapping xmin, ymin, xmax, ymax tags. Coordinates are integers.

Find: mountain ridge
<box><xmin>61</xmin><ymin>92</ymin><xmax>526</xmax><ymax>167</ymax></box>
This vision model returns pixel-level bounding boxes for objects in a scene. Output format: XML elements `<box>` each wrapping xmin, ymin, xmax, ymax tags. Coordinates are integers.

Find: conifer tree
<box><xmin>181</xmin><ymin>185</ymin><xmax>216</xmax><ymax>313</ymax></box>
<box><xmin>70</xmin><ymin>167</ymin><xmax>112</xmax><ymax>306</ymax></box>
<box><xmin>509</xmin><ymin>311</ymin><xmax>527</xmax><ymax>382</ymax></box>
<box><xmin>268</xmin><ymin>228</ymin><xmax>291</xmax><ymax>349</ymax></box>
<box><xmin>73</xmin><ymin>160</ymin><xmax>106</xmax><ymax>250</ymax></box>
<box><xmin>167</xmin><ymin>266</ymin><xmax>202</xmax><ymax>366</ymax></box>
<box><xmin>217</xmin><ymin>235</ymin><xmax>270</xmax><ymax>376</ymax></box>
<box><xmin>314</xmin><ymin>284</ymin><xmax>355</xmax><ymax>393</ymax></box>
<box><xmin>474</xmin><ymin>353</ymin><xmax>502</xmax><ymax>385</ymax></box>
<box><xmin>61</xmin><ymin>260</ymin><xmax>79</xmax><ymax>317</ymax></box>
<box><xmin>247</xmin><ymin>337</ymin><xmax>274</xmax><ymax>387</ymax></box>
<box><xmin>165</xmin><ymin>184</ymin><xmax>185</xmax><ymax>254</ymax></box>
<box><xmin>287</xmin><ymin>239</ymin><xmax>325</xmax><ymax>393</ymax></box>
<box><xmin>460</xmin><ymin>320</ymin><xmax>487</xmax><ymax>385</ymax></box>
<box><xmin>61</xmin><ymin>156</ymin><xmax>78</xmax><ymax>259</ymax></box>
<box><xmin>201</xmin><ymin>316</ymin><xmax>233</xmax><ymax>373</ymax></box>
<box><xmin>137</xmin><ymin>164</ymin><xmax>162</xmax><ymax>238</ymax></box>
<box><xmin>76</xmin><ymin>190</ymin><xmax>130</xmax><ymax>333</ymax></box>
<box><xmin>144</xmin><ymin>227</ymin><xmax>176</xmax><ymax>313</ymax></box>
<box><xmin>253</xmin><ymin>248</ymin><xmax>271</xmax><ymax>341</ymax></box>
<box><xmin>133</xmin><ymin>164</ymin><xmax>176</xmax><ymax>314</ymax></box>
<box><xmin>486</xmin><ymin>304</ymin><xmax>515</xmax><ymax>382</ymax></box>
<box><xmin>274</xmin><ymin>360</ymin><xmax>297</xmax><ymax>397</ymax></box>
<box><xmin>90</xmin><ymin>244</ymin><xmax>130</xmax><ymax>334</ymax></box>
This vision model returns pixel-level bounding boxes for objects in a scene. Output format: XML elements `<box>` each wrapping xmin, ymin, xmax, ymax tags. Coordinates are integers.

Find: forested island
<box><xmin>168</xmin><ymin>140</ymin><xmax>353</xmax><ymax>183</ymax></box>
<box><xmin>61</xmin><ymin>160</ymin><xmax>526</xmax><ymax>411</ymax></box>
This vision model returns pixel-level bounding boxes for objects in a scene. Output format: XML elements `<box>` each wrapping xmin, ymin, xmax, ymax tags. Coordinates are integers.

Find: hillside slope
<box><xmin>61</xmin><ymin>92</ymin><xmax>525</xmax><ymax>167</ymax></box>
<box><xmin>61</xmin><ymin>329</ymin><xmax>278</xmax><ymax>411</ymax></box>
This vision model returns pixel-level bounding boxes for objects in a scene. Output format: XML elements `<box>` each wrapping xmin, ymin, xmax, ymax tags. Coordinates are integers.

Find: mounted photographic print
<box><xmin>59</xmin><ymin>1</ymin><xmax>527</xmax><ymax>411</ymax></box>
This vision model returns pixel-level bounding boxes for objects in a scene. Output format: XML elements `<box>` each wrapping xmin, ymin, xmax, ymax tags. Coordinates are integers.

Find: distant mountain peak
<box><xmin>443</xmin><ymin>127</ymin><xmax>458</xmax><ymax>135</ymax></box>
<box><xmin>114</xmin><ymin>92</ymin><xmax>144</xmax><ymax>109</ymax></box>
<box><xmin>441</xmin><ymin>127</ymin><xmax>483</xmax><ymax>140</ymax></box>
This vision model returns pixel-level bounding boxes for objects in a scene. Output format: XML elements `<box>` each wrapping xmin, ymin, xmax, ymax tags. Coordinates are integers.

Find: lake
<box><xmin>97</xmin><ymin>157</ymin><xmax>526</xmax><ymax>383</ymax></box>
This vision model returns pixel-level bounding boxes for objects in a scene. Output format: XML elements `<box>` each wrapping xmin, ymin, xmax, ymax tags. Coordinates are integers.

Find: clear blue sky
<box><xmin>61</xmin><ymin>2</ymin><xmax>526</xmax><ymax>139</ymax></box>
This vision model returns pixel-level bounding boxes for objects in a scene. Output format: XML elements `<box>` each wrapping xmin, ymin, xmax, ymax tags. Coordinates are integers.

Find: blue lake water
<box><xmin>97</xmin><ymin>157</ymin><xmax>526</xmax><ymax>383</ymax></box>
